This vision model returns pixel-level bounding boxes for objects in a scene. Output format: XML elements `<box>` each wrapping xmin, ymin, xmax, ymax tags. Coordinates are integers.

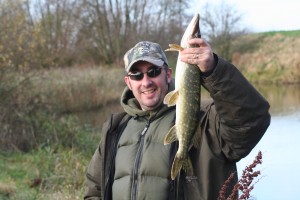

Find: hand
<box><xmin>179</xmin><ymin>38</ymin><xmax>216</xmax><ymax>73</ymax></box>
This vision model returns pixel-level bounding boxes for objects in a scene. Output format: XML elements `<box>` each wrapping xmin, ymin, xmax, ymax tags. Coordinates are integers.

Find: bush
<box><xmin>0</xmin><ymin>66</ymin><xmax>122</xmax><ymax>152</ymax></box>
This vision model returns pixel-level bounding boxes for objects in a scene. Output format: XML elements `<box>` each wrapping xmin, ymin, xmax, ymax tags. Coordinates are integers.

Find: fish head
<box><xmin>180</xmin><ymin>14</ymin><xmax>200</xmax><ymax>48</ymax></box>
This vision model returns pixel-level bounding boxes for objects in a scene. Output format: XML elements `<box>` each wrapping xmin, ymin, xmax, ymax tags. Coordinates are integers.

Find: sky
<box><xmin>192</xmin><ymin>0</ymin><xmax>300</xmax><ymax>32</ymax></box>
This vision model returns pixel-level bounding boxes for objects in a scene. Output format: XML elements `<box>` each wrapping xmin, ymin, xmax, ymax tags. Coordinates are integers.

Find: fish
<box><xmin>164</xmin><ymin>13</ymin><xmax>202</xmax><ymax>180</ymax></box>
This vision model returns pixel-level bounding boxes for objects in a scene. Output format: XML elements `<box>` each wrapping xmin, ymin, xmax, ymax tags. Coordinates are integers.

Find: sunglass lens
<box><xmin>147</xmin><ymin>68</ymin><xmax>162</xmax><ymax>78</ymax></box>
<box><xmin>130</xmin><ymin>72</ymin><xmax>143</xmax><ymax>80</ymax></box>
<box><xmin>128</xmin><ymin>67</ymin><xmax>162</xmax><ymax>81</ymax></box>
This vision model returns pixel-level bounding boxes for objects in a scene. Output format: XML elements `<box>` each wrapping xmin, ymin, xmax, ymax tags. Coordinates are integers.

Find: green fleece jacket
<box><xmin>84</xmin><ymin>55</ymin><xmax>271</xmax><ymax>200</ymax></box>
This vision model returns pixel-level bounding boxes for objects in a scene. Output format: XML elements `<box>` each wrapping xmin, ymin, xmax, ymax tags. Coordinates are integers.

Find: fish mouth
<box><xmin>191</xmin><ymin>14</ymin><xmax>200</xmax><ymax>38</ymax></box>
<box><xmin>181</xmin><ymin>14</ymin><xmax>200</xmax><ymax>45</ymax></box>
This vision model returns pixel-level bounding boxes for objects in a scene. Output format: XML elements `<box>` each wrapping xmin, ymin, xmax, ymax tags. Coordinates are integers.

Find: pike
<box><xmin>164</xmin><ymin>13</ymin><xmax>202</xmax><ymax>180</ymax></box>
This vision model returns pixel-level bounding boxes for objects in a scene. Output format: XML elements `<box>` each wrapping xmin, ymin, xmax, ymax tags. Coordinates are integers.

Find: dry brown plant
<box><xmin>218</xmin><ymin>151</ymin><xmax>263</xmax><ymax>200</ymax></box>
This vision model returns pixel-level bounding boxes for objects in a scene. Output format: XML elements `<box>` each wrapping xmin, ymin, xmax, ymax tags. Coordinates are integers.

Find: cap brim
<box><xmin>127</xmin><ymin>57</ymin><xmax>164</xmax><ymax>72</ymax></box>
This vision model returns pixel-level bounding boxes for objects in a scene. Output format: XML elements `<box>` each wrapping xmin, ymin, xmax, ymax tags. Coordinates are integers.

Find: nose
<box><xmin>141</xmin><ymin>73</ymin><xmax>153</xmax><ymax>87</ymax></box>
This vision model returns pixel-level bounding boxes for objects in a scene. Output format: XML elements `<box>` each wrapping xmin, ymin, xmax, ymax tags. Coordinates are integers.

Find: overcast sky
<box><xmin>192</xmin><ymin>0</ymin><xmax>299</xmax><ymax>32</ymax></box>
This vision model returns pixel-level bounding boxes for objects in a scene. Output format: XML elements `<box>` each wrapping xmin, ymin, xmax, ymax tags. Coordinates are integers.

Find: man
<box><xmin>84</xmin><ymin>40</ymin><xmax>270</xmax><ymax>200</ymax></box>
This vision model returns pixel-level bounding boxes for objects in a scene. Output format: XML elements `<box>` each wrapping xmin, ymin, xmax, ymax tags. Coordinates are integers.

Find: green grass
<box><xmin>0</xmin><ymin>148</ymin><xmax>90</xmax><ymax>199</ymax></box>
<box><xmin>260</xmin><ymin>30</ymin><xmax>300</xmax><ymax>37</ymax></box>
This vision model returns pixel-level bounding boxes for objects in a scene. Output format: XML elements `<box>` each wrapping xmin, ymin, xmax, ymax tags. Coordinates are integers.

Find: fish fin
<box><xmin>170</xmin><ymin>156</ymin><xmax>182</xmax><ymax>180</ymax></box>
<box><xmin>191</xmin><ymin>130</ymin><xmax>201</xmax><ymax>148</ymax></box>
<box><xmin>164</xmin><ymin>90</ymin><xmax>179</xmax><ymax>107</ymax></box>
<box><xmin>165</xmin><ymin>44</ymin><xmax>184</xmax><ymax>52</ymax></box>
<box><xmin>182</xmin><ymin>156</ymin><xmax>194</xmax><ymax>177</ymax></box>
<box><xmin>164</xmin><ymin>125</ymin><xmax>177</xmax><ymax>145</ymax></box>
<box><xmin>171</xmin><ymin>156</ymin><xmax>194</xmax><ymax>180</ymax></box>
<box><xmin>191</xmin><ymin>116</ymin><xmax>203</xmax><ymax>149</ymax></box>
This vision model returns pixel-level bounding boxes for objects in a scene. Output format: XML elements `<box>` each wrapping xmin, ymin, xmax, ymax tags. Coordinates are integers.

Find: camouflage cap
<box><xmin>124</xmin><ymin>41</ymin><xmax>169</xmax><ymax>72</ymax></box>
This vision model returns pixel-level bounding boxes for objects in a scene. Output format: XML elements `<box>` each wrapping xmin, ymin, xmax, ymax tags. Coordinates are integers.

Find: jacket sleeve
<box><xmin>84</xmin><ymin>145</ymin><xmax>103</xmax><ymax>200</ymax></box>
<box><xmin>84</xmin><ymin>112</ymin><xmax>128</xmax><ymax>200</ymax></box>
<box><xmin>84</xmin><ymin>118</ymin><xmax>111</xmax><ymax>200</ymax></box>
<box><xmin>201</xmin><ymin>55</ymin><xmax>271</xmax><ymax>162</ymax></box>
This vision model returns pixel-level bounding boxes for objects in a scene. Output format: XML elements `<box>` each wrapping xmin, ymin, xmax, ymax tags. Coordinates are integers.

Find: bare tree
<box><xmin>33</xmin><ymin>0</ymin><xmax>82</xmax><ymax>67</ymax></box>
<box><xmin>200</xmin><ymin>1</ymin><xmax>247</xmax><ymax>61</ymax></box>
<box><xmin>78</xmin><ymin>0</ymin><xmax>190</xmax><ymax>65</ymax></box>
<box><xmin>0</xmin><ymin>0</ymin><xmax>191</xmax><ymax>68</ymax></box>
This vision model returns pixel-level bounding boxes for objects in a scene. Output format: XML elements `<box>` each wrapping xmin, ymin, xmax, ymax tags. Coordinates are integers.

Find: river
<box><xmin>236</xmin><ymin>83</ymin><xmax>300</xmax><ymax>200</ymax></box>
<box><xmin>77</xmin><ymin>83</ymin><xmax>300</xmax><ymax>200</ymax></box>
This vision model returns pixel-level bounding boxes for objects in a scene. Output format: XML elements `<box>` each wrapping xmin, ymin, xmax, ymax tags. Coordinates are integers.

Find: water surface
<box><xmin>237</xmin><ymin>84</ymin><xmax>300</xmax><ymax>200</ymax></box>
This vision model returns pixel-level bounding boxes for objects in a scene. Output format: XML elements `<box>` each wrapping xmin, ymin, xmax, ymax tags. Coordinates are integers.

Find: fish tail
<box><xmin>171</xmin><ymin>155</ymin><xmax>194</xmax><ymax>180</ymax></box>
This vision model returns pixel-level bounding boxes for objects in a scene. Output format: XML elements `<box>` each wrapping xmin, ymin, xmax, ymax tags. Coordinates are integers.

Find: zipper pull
<box><xmin>140</xmin><ymin>121</ymin><xmax>150</xmax><ymax>136</ymax></box>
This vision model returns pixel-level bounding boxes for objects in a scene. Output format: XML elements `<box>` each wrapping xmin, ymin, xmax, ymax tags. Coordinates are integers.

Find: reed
<box><xmin>30</xmin><ymin>66</ymin><xmax>125</xmax><ymax>112</ymax></box>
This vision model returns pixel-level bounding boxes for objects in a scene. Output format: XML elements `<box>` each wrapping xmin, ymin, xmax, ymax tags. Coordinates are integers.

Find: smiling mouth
<box><xmin>142</xmin><ymin>89</ymin><xmax>156</xmax><ymax>94</ymax></box>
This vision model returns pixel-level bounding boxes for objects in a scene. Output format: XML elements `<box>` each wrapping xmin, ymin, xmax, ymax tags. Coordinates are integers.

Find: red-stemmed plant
<box><xmin>218</xmin><ymin>151</ymin><xmax>263</xmax><ymax>200</ymax></box>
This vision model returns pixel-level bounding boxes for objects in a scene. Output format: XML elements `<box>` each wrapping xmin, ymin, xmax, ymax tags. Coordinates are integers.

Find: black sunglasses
<box><xmin>128</xmin><ymin>66</ymin><xmax>164</xmax><ymax>81</ymax></box>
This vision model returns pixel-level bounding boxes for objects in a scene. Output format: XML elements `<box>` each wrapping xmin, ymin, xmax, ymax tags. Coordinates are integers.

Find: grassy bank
<box><xmin>0</xmin><ymin>148</ymin><xmax>88</xmax><ymax>199</ymax></box>
<box><xmin>232</xmin><ymin>30</ymin><xmax>300</xmax><ymax>84</ymax></box>
<box><xmin>1</xmin><ymin>67</ymin><xmax>125</xmax><ymax>150</ymax></box>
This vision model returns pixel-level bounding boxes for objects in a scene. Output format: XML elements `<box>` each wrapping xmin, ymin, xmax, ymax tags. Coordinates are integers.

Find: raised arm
<box><xmin>180</xmin><ymin>38</ymin><xmax>271</xmax><ymax>161</ymax></box>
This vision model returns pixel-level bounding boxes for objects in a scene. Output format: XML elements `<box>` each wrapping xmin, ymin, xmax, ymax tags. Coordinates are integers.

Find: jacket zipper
<box><xmin>131</xmin><ymin>120</ymin><xmax>150</xmax><ymax>200</ymax></box>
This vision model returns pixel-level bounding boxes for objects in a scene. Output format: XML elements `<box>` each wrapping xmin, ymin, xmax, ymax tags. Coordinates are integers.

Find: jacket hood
<box><xmin>120</xmin><ymin>79</ymin><xmax>175</xmax><ymax>118</ymax></box>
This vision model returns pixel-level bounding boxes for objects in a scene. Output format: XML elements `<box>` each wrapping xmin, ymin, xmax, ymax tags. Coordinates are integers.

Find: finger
<box><xmin>180</xmin><ymin>52</ymin><xmax>196</xmax><ymax>60</ymax></box>
<box><xmin>188</xmin><ymin>38</ymin><xmax>206</xmax><ymax>46</ymax></box>
<box><xmin>181</xmin><ymin>47</ymin><xmax>200</xmax><ymax>54</ymax></box>
<box><xmin>180</xmin><ymin>52</ymin><xmax>201</xmax><ymax>61</ymax></box>
<box><xmin>192</xmin><ymin>54</ymin><xmax>198</xmax><ymax>59</ymax></box>
<box><xmin>187</xmin><ymin>58</ymin><xmax>199</xmax><ymax>65</ymax></box>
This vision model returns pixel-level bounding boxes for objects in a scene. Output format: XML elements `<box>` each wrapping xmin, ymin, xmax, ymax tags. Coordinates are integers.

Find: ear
<box><xmin>166</xmin><ymin>68</ymin><xmax>173</xmax><ymax>83</ymax></box>
<box><xmin>124</xmin><ymin>76</ymin><xmax>132</xmax><ymax>90</ymax></box>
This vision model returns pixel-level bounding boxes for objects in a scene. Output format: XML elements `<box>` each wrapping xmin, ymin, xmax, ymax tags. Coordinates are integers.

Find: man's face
<box><xmin>124</xmin><ymin>61</ymin><xmax>172</xmax><ymax>111</ymax></box>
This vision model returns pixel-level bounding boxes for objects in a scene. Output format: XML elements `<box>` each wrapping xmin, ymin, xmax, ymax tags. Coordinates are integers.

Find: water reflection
<box><xmin>255</xmin><ymin>83</ymin><xmax>300</xmax><ymax>115</ymax></box>
<box><xmin>75</xmin><ymin>101</ymin><xmax>123</xmax><ymax>131</ymax></box>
